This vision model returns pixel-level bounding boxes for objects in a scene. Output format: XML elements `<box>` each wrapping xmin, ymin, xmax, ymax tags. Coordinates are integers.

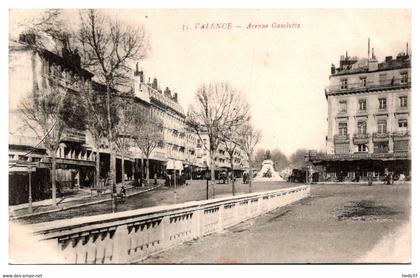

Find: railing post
<box><xmin>112</xmin><ymin>225</ymin><xmax>130</xmax><ymax>263</ymax></box>
<box><xmin>257</xmin><ymin>196</ymin><xmax>262</xmax><ymax>214</ymax></box>
<box><xmin>160</xmin><ymin>216</ymin><xmax>171</xmax><ymax>250</ymax></box>
<box><xmin>218</xmin><ymin>204</ymin><xmax>224</xmax><ymax>231</ymax></box>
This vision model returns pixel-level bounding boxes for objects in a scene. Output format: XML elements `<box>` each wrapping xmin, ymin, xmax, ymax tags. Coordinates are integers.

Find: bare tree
<box><xmin>221</xmin><ymin>128</ymin><xmax>241</xmax><ymax>196</ymax></box>
<box><xmin>78</xmin><ymin>9</ymin><xmax>148</xmax><ymax>190</ymax></box>
<box><xmin>187</xmin><ymin>82</ymin><xmax>250</xmax><ymax>198</ymax></box>
<box><xmin>133</xmin><ymin>109</ymin><xmax>164</xmax><ymax>185</ymax></box>
<box><xmin>239</xmin><ymin>123</ymin><xmax>262</xmax><ymax>193</ymax></box>
<box><xmin>115</xmin><ymin>98</ymin><xmax>137</xmax><ymax>187</ymax></box>
<box><xmin>19</xmin><ymin>82</ymin><xmax>76</xmax><ymax>206</ymax></box>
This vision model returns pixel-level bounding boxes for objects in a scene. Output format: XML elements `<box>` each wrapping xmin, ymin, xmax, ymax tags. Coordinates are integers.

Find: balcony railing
<box><xmin>326</xmin><ymin>78</ymin><xmax>411</xmax><ymax>95</ymax></box>
<box><xmin>353</xmin><ymin>133</ymin><xmax>370</xmax><ymax>144</ymax></box>
<box><xmin>392</xmin><ymin>131</ymin><xmax>410</xmax><ymax>141</ymax></box>
<box><xmin>334</xmin><ymin>134</ymin><xmax>350</xmax><ymax>143</ymax></box>
<box><xmin>372</xmin><ymin>132</ymin><xmax>390</xmax><ymax>142</ymax></box>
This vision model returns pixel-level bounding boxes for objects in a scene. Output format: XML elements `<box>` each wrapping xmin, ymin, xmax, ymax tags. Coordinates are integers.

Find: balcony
<box><xmin>326</xmin><ymin>78</ymin><xmax>411</xmax><ymax>96</ymax></box>
<box><xmin>353</xmin><ymin>133</ymin><xmax>370</xmax><ymax>144</ymax></box>
<box><xmin>392</xmin><ymin>131</ymin><xmax>410</xmax><ymax>141</ymax></box>
<box><xmin>334</xmin><ymin>134</ymin><xmax>350</xmax><ymax>144</ymax></box>
<box><xmin>372</xmin><ymin>132</ymin><xmax>390</xmax><ymax>142</ymax></box>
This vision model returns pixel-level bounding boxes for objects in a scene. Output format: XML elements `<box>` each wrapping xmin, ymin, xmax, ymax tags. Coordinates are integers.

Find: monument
<box><xmin>254</xmin><ymin>150</ymin><xmax>285</xmax><ymax>182</ymax></box>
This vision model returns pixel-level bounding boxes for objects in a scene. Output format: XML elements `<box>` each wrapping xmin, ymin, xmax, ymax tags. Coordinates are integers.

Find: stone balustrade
<box><xmin>25</xmin><ymin>185</ymin><xmax>310</xmax><ymax>264</ymax></box>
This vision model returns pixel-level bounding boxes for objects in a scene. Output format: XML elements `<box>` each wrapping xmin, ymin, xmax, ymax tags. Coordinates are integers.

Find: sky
<box><xmin>9</xmin><ymin>9</ymin><xmax>411</xmax><ymax>156</ymax></box>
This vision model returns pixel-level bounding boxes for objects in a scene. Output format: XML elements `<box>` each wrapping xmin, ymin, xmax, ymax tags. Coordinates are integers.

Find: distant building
<box><xmin>308</xmin><ymin>44</ymin><xmax>411</xmax><ymax>182</ymax></box>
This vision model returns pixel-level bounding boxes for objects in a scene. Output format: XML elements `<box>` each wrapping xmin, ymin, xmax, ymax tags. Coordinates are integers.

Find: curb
<box><xmin>10</xmin><ymin>184</ymin><xmax>162</xmax><ymax>221</ymax></box>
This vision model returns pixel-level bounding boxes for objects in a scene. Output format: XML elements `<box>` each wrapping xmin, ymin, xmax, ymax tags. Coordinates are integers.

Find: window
<box><xmin>378</xmin><ymin>120</ymin><xmax>387</xmax><ymax>134</ymax></box>
<box><xmin>358</xmin><ymin>99</ymin><xmax>367</xmax><ymax>111</ymax></box>
<box><xmin>338</xmin><ymin>122</ymin><xmax>347</xmax><ymax>136</ymax></box>
<box><xmin>339</xmin><ymin>100</ymin><xmax>347</xmax><ymax>113</ymax></box>
<box><xmin>32</xmin><ymin>157</ymin><xmax>41</xmax><ymax>162</ymax></box>
<box><xmin>18</xmin><ymin>155</ymin><xmax>28</xmax><ymax>161</ymax></box>
<box><xmin>398</xmin><ymin>119</ymin><xmax>408</xmax><ymax>131</ymax></box>
<box><xmin>399</xmin><ymin>96</ymin><xmax>408</xmax><ymax>108</ymax></box>
<box><xmin>400</xmin><ymin>72</ymin><xmax>408</xmax><ymax>84</ymax></box>
<box><xmin>357</xmin><ymin>121</ymin><xmax>367</xmax><ymax>134</ymax></box>
<box><xmin>340</xmin><ymin>79</ymin><xmax>348</xmax><ymax>90</ymax></box>
<box><xmin>379</xmin><ymin>98</ymin><xmax>387</xmax><ymax>110</ymax></box>
<box><xmin>9</xmin><ymin>154</ymin><xmax>15</xmax><ymax>160</ymax></box>
<box><xmin>358</xmin><ymin>144</ymin><xmax>368</xmax><ymax>152</ymax></box>
<box><xmin>360</xmin><ymin>77</ymin><xmax>367</xmax><ymax>87</ymax></box>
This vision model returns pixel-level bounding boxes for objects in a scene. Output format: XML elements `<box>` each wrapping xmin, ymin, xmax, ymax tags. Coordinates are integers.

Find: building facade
<box><xmin>9</xmin><ymin>34</ymin><xmax>97</xmax><ymax>204</ymax></box>
<box><xmin>308</xmin><ymin>47</ymin><xmax>411</xmax><ymax>182</ymax></box>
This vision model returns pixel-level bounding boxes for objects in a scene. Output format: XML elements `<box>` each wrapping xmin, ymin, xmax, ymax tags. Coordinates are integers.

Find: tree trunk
<box><xmin>146</xmin><ymin>158</ymin><xmax>150</xmax><ymax>185</ymax></box>
<box><xmin>209</xmin><ymin>150</ymin><xmax>215</xmax><ymax>183</ymax></box>
<box><xmin>95</xmin><ymin>150</ymin><xmax>100</xmax><ymax>188</ymax></box>
<box><xmin>109</xmin><ymin>140</ymin><xmax>116</xmax><ymax>191</ymax></box>
<box><xmin>249</xmin><ymin>160</ymin><xmax>253</xmax><ymax>193</ymax></box>
<box><xmin>121</xmin><ymin>153</ymin><xmax>125</xmax><ymax>187</ymax></box>
<box><xmin>50</xmin><ymin>148</ymin><xmax>57</xmax><ymax>206</ymax></box>
<box><xmin>230</xmin><ymin>155</ymin><xmax>235</xmax><ymax>196</ymax></box>
<box><xmin>106</xmin><ymin>82</ymin><xmax>116</xmax><ymax>190</ymax></box>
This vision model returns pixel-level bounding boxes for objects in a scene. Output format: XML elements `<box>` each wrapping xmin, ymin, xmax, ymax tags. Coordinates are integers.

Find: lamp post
<box><xmin>205</xmin><ymin>166</ymin><xmax>210</xmax><ymax>200</ymax></box>
<box><xmin>27</xmin><ymin>165</ymin><xmax>33</xmax><ymax>214</ymax></box>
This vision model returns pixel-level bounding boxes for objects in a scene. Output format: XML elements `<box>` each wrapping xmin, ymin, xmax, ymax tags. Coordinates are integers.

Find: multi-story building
<box><xmin>308</xmin><ymin>46</ymin><xmax>411</xmax><ymax>182</ymax></box>
<box><xmin>9</xmin><ymin>34</ymin><xmax>97</xmax><ymax>204</ymax></box>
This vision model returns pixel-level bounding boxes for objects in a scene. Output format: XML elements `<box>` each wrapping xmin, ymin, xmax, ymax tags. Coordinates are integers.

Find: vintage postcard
<box><xmin>6</xmin><ymin>7</ymin><xmax>413</xmax><ymax>272</ymax></box>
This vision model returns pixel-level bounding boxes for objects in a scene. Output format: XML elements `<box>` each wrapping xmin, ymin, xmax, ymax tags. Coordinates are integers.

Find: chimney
<box><xmin>164</xmin><ymin>87</ymin><xmax>171</xmax><ymax>97</ymax></box>
<box><xmin>152</xmin><ymin>78</ymin><xmax>158</xmax><ymax>89</ymax></box>
<box><xmin>139</xmin><ymin>70</ymin><xmax>144</xmax><ymax>83</ymax></box>
<box><xmin>173</xmin><ymin>92</ymin><xmax>178</xmax><ymax>102</ymax></box>
<box><xmin>330</xmin><ymin>63</ymin><xmax>336</xmax><ymax>75</ymax></box>
<box><xmin>368</xmin><ymin>49</ymin><xmax>378</xmax><ymax>72</ymax></box>
<box><xmin>368</xmin><ymin>38</ymin><xmax>370</xmax><ymax>61</ymax></box>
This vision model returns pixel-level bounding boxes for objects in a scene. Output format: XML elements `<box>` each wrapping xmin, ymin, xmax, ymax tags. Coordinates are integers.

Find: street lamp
<box><xmin>27</xmin><ymin>165</ymin><xmax>33</xmax><ymax>214</ymax></box>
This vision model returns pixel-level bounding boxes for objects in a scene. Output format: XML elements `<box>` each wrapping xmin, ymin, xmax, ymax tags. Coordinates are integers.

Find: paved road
<box><xmin>142</xmin><ymin>183</ymin><xmax>411</xmax><ymax>263</ymax></box>
<box><xmin>18</xmin><ymin>180</ymin><xmax>297</xmax><ymax>224</ymax></box>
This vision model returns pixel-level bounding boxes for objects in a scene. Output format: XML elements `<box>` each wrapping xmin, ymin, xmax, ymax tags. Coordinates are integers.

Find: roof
<box><xmin>332</xmin><ymin>55</ymin><xmax>411</xmax><ymax>76</ymax></box>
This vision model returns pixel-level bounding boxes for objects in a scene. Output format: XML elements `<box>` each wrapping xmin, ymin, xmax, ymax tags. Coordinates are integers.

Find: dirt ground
<box><xmin>142</xmin><ymin>183</ymin><xmax>411</xmax><ymax>264</ymax></box>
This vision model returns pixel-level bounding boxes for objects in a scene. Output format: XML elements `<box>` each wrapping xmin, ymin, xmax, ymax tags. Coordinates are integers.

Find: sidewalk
<box><xmin>9</xmin><ymin>181</ymin><xmax>162</xmax><ymax>220</ymax></box>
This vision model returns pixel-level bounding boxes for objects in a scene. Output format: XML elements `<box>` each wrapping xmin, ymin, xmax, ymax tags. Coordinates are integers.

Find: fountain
<box><xmin>254</xmin><ymin>150</ymin><xmax>285</xmax><ymax>182</ymax></box>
